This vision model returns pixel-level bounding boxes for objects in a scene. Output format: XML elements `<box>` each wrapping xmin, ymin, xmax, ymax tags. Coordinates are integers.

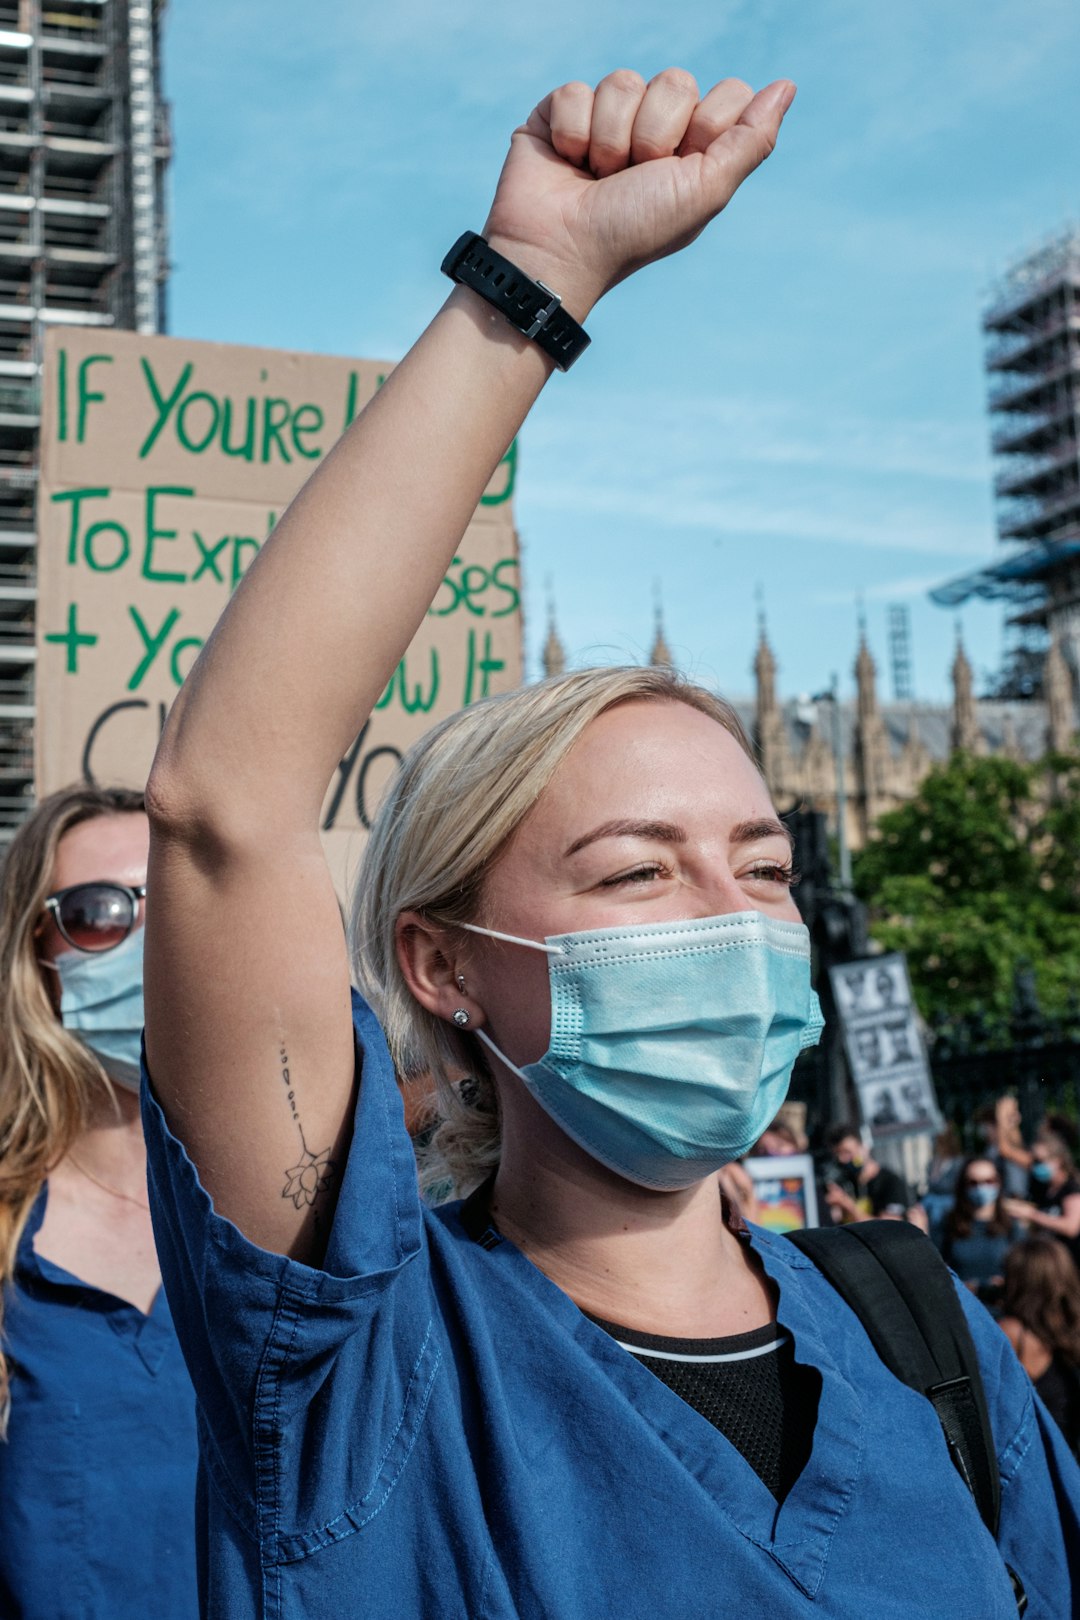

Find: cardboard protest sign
<box><xmin>35</xmin><ymin>328</ymin><xmax>521</xmax><ymax>890</ymax></box>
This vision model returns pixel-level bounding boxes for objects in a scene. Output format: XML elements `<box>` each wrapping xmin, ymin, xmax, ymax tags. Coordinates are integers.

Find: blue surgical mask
<box><xmin>463</xmin><ymin>910</ymin><xmax>824</xmax><ymax>1191</ymax></box>
<box><xmin>969</xmin><ymin>1183</ymin><xmax>998</xmax><ymax>1209</ymax></box>
<box><xmin>1031</xmin><ymin>1161</ymin><xmax>1055</xmax><ymax>1184</ymax></box>
<box><xmin>53</xmin><ymin>928</ymin><xmax>145</xmax><ymax>1093</ymax></box>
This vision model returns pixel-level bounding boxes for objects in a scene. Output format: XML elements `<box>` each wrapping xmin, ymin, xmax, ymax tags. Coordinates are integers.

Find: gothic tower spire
<box><xmin>754</xmin><ymin>608</ymin><xmax>778</xmax><ymax>730</ymax></box>
<box><xmin>950</xmin><ymin>623</ymin><xmax>981</xmax><ymax>753</ymax></box>
<box><xmin>752</xmin><ymin>602</ymin><xmax>791</xmax><ymax>797</ymax></box>
<box><xmin>855</xmin><ymin>622</ymin><xmax>878</xmax><ymax>720</ymax></box>
<box><xmin>853</xmin><ymin>623</ymin><xmax>890</xmax><ymax>837</ymax></box>
<box><xmin>649</xmin><ymin>583</ymin><xmax>673</xmax><ymax>668</ymax></box>
<box><xmin>541</xmin><ymin>588</ymin><xmax>566</xmax><ymax>679</ymax></box>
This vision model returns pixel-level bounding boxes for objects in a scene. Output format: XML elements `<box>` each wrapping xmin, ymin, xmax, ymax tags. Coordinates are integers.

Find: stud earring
<box><xmin>456</xmin><ymin>974</ymin><xmax>467</xmax><ymax>991</ymax></box>
<box><xmin>453</xmin><ymin>1008</ymin><xmax>470</xmax><ymax>1028</ymax></box>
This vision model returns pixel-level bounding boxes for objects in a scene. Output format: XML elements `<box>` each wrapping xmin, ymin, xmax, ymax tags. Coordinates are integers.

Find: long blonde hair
<box><xmin>351</xmin><ymin>666</ymin><xmax>755</xmax><ymax>1199</ymax></box>
<box><xmin>0</xmin><ymin>785</ymin><xmax>145</xmax><ymax>1432</ymax></box>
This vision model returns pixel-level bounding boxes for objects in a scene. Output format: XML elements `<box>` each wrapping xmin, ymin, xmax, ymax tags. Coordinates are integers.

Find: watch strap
<box><xmin>441</xmin><ymin>231</ymin><xmax>590</xmax><ymax>371</ymax></box>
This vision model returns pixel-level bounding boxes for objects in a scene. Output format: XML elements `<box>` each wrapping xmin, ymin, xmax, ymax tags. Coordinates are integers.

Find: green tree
<box><xmin>853</xmin><ymin>751</ymin><xmax>1080</xmax><ymax>1026</ymax></box>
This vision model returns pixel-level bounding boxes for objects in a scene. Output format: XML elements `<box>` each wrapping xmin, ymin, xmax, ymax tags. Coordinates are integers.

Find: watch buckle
<box><xmin>524</xmin><ymin>282</ymin><xmax>562</xmax><ymax>339</ymax></box>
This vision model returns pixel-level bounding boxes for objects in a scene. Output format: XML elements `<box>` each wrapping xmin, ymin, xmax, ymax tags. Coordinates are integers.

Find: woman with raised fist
<box><xmin>141</xmin><ymin>70</ymin><xmax>1078</xmax><ymax>1618</ymax></box>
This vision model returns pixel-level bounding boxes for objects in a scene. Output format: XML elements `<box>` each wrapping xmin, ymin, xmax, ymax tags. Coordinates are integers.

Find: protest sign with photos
<box><xmin>829</xmin><ymin>953</ymin><xmax>941</xmax><ymax>1137</ymax></box>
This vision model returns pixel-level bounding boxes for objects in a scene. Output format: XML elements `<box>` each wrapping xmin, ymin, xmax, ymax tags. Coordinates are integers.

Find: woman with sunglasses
<box><xmin>141</xmin><ymin>69</ymin><xmax>1079</xmax><ymax>1618</ymax></box>
<box><xmin>0</xmin><ymin>786</ymin><xmax>198</xmax><ymax>1619</ymax></box>
<box><xmin>939</xmin><ymin>1155</ymin><xmax>1022</xmax><ymax>1306</ymax></box>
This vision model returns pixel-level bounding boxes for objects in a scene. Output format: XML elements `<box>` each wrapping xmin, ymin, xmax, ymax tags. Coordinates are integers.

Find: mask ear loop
<box><xmin>474</xmin><ymin>1026</ymin><xmax>535</xmax><ymax>1085</ymax></box>
<box><xmin>459</xmin><ymin>922</ymin><xmax>564</xmax><ymax>955</ymax></box>
<box><xmin>457</xmin><ymin>923</ymin><xmax>562</xmax><ymax>1079</ymax></box>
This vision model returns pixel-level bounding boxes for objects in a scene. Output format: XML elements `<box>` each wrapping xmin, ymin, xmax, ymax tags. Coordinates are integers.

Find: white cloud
<box><xmin>531</xmin><ymin>390</ymin><xmax>991</xmax><ymax>482</ymax></box>
<box><xmin>772</xmin><ymin>0</ymin><xmax>1080</xmax><ymax>167</ymax></box>
<box><xmin>812</xmin><ymin>572</ymin><xmax>958</xmax><ymax>606</ymax></box>
<box><xmin>523</xmin><ymin>474</ymin><xmax>989</xmax><ymax>558</ymax></box>
<box><xmin>517</xmin><ymin>385</ymin><xmax>994</xmax><ymax>561</ymax></box>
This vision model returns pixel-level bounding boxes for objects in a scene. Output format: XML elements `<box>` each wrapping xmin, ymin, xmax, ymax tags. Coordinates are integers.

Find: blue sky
<box><xmin>164</xmin><ymin>0</ymin><xmax>1080</xmax><ymax>704</ymax></box>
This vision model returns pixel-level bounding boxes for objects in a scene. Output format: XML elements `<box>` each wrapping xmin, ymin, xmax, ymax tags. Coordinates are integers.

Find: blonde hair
<box><xmin>351</xmin><ymin>666</ymin><xmax>755</xmax><ymax>1199</ymax></box>
<box><xmin>0</xmin><ymin>785</ymin><xmax>145</xmax><ymax>1433</ymax></box>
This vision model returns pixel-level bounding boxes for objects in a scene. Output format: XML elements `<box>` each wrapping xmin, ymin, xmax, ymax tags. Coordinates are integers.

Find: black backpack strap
<box><xmin>788</xmin><ymin>1221</ymin><xmax>1001</xmax><ymax>1537</ymax></box>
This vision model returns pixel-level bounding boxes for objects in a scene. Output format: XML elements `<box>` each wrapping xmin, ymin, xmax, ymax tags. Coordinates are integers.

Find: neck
<box><xmin>491</xmin><ymin>1117</ymin><xmax>773</xmax><ymax>1338</ymax></box>
<box><xmin>65</xmin><ymin>1083</ymin><xmax>147</xmax><ymax>1194</ymax></box>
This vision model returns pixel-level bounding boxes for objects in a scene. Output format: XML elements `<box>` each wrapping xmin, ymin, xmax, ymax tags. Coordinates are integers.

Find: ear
<box><xmin>395</xmin><ymin>911</ymin><xmax>486</xmax><ymax>1031</ymax></box>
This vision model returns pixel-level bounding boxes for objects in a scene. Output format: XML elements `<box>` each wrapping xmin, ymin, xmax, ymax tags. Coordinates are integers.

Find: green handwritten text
<box><xmin>138</xmin><ymin>358</ymin><xmax>342</xmax><ymax>464</ymax></box>
<box><xmin>428</xmin><ymin>555</ymin><xmax>520</xmax><ymax>619</ymax></box>
<box><xmin>55</xmin><ymin>486</ymin><xmax>268</xmax><ymax>590</ymax></box>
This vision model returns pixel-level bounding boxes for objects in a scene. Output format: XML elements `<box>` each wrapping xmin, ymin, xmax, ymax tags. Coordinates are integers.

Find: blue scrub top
<box><xmin>143</xmin><ymin>993</ymin><xmax>1080</xmax><ymax>1619</ymax></box>
<box><xmin>0</xmin><ymin>1186</ymin><xmax>199</xmax><ymax>1620</ymax></box>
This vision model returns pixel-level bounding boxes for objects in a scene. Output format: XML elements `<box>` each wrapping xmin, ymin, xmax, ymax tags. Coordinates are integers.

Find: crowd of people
<box><xmin>0</xmin><ymin>63</ymin><xmax>1078</xmax><ymax>1620</ymax></box>
<box><xmin>742</xmin><ymin>1102</ymin><xmax>1080</xmax><ymax>1460</ymax></box>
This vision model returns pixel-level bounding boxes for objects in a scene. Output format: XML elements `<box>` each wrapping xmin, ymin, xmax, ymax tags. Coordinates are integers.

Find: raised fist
<box><xmin>482</xmin><ymin>69</ymin><xmax>796</xmax><ymax>319</ymax></box>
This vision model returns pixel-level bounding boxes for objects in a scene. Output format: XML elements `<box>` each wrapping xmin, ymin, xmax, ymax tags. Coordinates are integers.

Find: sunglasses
<box><xmin>43</xmin><ymin>881</ymin><xmax>147</xmax><ymax>954</ymax></box>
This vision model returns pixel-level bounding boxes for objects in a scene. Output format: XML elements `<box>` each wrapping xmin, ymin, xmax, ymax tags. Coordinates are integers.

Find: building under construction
<box><xmin>933</xmin><ymin>227</ymin><xmax>1080</xmax><ymax>733</ymax></box>
<box><xmin>0</xmin><ymin>0</ymin><xmax>169</xmax><ymax>843</ymax></box>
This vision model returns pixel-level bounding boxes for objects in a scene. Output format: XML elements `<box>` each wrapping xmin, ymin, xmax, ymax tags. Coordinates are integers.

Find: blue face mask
<box><xmin>464</xmin><ymin>910</ymin><xmax>824</xmax><ymax>1191</ymax></box>
<box><xmin>54</xmin><ymin>928</ymin><xmax>145</xmax><ymax>1093</ymax></box>
<box><xmin>968</xmin><ymin>1183</ymin><xmax>999</xmax><ymax>1209</ymax></box>
<box><xmin>1031</xmin><ymin>1161</ymin><xmax>1055</xmax><ymax>1184</ymax></box>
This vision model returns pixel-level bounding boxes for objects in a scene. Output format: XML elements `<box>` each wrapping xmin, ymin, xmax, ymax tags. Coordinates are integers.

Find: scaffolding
<box><xmin>932</xmin><ymin>227</ymin><xmax>1080</xmax><ymax>699</ymax></box>
<box><xmin>0</xmin><ymin>0</ymin><xmax>170</xmax><ymax>843</ymax></box>
<box><xmin>887</xmin><ymin>602</ymin><xmax>913</xmax><ymax>702</ymax></box>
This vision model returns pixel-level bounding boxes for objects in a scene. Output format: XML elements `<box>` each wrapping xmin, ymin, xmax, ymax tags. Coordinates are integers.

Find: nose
<box><xmin>704</xmin><ymin>878</ymin><xmax>758</xmax><ymax>916</ymax></box>
<box><xmin>689</xmin><ymin>860</ymin><xmax>801</xmax><ymax>923</ymax></box>
<box><xmin>695</xmin><ymin>867</ymin><xmax>784</xmax><ymax>920</ymax></box>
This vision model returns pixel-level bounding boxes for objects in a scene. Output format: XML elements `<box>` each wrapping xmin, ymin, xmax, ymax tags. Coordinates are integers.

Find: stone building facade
<box><xmin>750</xmin><ymin>625</ymin><xmax>1069</xmax><ymax>847</ymax></box>
<box><xmin>541</xmin><ymin>612</ymin><xmax>1075</xmax><ymax>850</ymax></box>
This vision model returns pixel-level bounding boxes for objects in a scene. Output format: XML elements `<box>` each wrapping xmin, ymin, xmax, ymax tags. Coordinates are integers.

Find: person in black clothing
<box><xmin>821</xmin><ymin>1123</ymin><xmax>924</xmax><ymax>1227</ymax></box>
<box><xmin>999</xmin><ymin>1235</ymin><xmax>1080</xmax><ymax>1458</ymax></box>
<box><xmin>1002</xmin><ymin>1126</ymin><xmax>1080</xmax><ymax>1271</ymax></box>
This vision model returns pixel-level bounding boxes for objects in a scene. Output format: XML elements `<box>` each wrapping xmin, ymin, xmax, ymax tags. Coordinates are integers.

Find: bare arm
<box><xmin>144</xmin><ymin>70</ymin><xmax>795</xmax><ymax>1263</ymax></box>
<box><xmin>1016</xmin><ymin>1198</ymin><xmax>1080</xmax><ymax>1244</ymax></box>
<box><xmin>996</xmin><ymin>1098</ymin><xmax>1032</xmax><ymax>1168</ymax></box>
<box><xmin>999</xmin><ymin>1315</ymin><xmax>1051</xmax><ymax>1380</ymax></box>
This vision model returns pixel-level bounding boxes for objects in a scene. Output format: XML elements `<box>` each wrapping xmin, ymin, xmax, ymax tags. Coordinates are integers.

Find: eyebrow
<box><xmin>730</xmin><ymin>818</ymin><xmax>796</xmax><ymax>854</ymax></box>
<box><xmin>563</xmin><ymin>819</ymin><xmax>687</xmax><ymax>858</ymax></box>
<box><xmin>563</xmin><ymin>816</ymin><xmax>794</xmax><ymax>860</ymax></box>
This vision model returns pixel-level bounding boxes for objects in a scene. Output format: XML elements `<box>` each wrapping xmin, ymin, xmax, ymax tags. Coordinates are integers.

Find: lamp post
<box><xmin>812</xmin><ymin>676</ymin><xmax>852</xmax><ymax>891</ymax></box>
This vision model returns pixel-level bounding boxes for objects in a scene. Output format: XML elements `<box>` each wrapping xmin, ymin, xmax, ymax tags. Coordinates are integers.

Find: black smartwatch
<box><xmin>441</xmin><ymin>231</ymin><xmax>590</xmax><ymax>371</ymax></box>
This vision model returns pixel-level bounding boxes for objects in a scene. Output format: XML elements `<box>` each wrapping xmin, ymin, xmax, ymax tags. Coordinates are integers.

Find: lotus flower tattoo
<box><xmin>282</xmin><ymin>1143</ymin><xmax>336</xmax><ymax>1209</ymax></box>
